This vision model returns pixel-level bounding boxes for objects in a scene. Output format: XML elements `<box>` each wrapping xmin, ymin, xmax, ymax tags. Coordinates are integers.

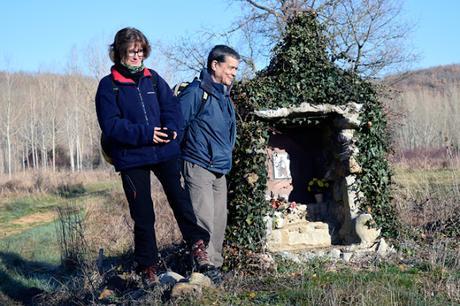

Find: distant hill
<box><xmin>384</xmin><ymin>64</ymin><xmax>460</xmax><ymax>157</ymax></box>
<box><xmin>386</xmin><ymin>64</ymin><xmax>460</xmax><ymax>93</ymax></box>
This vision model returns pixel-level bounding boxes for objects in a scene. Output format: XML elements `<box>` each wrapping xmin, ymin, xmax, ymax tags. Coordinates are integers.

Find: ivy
<box><xmin>227</xmin><ymin>12</ymin><xmax>397</xmax><ymax>257</ymax></box>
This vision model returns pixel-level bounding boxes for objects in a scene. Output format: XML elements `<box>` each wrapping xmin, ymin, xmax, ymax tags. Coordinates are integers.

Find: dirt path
<box><xmin>1</xmin><ymin>211</ymin><xmax>57</xmax><ymax>238</ymax></box>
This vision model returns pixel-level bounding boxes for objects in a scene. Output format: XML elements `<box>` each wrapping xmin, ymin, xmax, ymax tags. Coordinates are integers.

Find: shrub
<box><xmin>55</xmin><ymin>182</ymin><xmax>86</xmax><ymax>198</ymax></box>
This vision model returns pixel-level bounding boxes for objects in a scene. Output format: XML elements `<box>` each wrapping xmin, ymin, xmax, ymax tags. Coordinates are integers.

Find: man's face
<box><xmin>210</xmin><ymin>56</ymin><xmax>239</xmax><ymax>86</ymax></box>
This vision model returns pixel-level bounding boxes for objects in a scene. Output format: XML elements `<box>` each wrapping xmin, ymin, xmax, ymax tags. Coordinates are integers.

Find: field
<box><xmin>0</xmin><ymin>167</ymin><xmax>459</xmax><ymax>305</ymax></box>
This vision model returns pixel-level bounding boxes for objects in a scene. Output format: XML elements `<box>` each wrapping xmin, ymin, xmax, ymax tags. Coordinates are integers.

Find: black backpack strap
<box><xmin>110</xmin><ymin>78</ymin><xmax>120</xmax><ymax>106</ymax></box>
<box><xmin>148</xmin><ymin>69</ymin><xmax>159</xmax><ymax>92</ymax></box>
<box><xmin>195</xmin><ymin>89</ymin><xmax>208</xmax><ymax>118</ymax></box>
<box><xmin>191</xmin><ymin>78</ymin><xmax>209</xmax><ymax>119</ymax></box>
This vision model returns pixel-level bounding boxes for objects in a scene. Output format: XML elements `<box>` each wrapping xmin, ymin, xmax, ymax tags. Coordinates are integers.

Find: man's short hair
<box><xmin>207</xmin><ymin>45</ymin><xmax>240</xmax><ymax>71</ymax></box>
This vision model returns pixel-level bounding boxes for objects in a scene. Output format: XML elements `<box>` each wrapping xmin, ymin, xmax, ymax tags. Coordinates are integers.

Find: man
<box><xmin>179</xmin><ymin>45</ymin><xmax>240</xmax><ymax>280</ymax></box>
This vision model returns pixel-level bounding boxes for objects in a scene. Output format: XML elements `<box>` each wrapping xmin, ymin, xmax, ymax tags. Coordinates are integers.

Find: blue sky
<box><xmin>404</xmin><ymin>0</ymin><xmax>460</xmax><ymax>69</ymax></box>
<box><xmin>1</xmin><ymin>0</ymin><xmax>459</xmax><ymax>75</ymax></box>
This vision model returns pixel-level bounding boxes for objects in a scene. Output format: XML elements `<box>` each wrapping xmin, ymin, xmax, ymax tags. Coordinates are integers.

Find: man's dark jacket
<box><xmin>95</xmin><ymin>67</ymin><xmax>183</xmax><ymax>171</ymax></box>
<box><xmin>179</xmin><ymin>69</ymin><xmax>236</xmax><ymax>174</ymax></box>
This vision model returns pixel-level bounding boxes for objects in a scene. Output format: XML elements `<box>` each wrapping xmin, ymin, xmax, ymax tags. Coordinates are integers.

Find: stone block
<box><xmin>349</xmin><ymin>156</ymin><xmax>362</xmax><ymax>174</ymax></box>
<box><xmin>355</xmin><ymin>214</ymin><xmax>381</xmax><ymax>244</ymax></box>
<box><xmin>266</xmin><ymin>221</ymin><xmax>331</xmax><ymax>252</ymax></box>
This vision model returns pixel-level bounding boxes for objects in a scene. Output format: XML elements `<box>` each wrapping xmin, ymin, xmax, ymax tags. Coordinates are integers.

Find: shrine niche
<box><xmin>257</xmin><ymin>102</ymin><xmax>364</xmax><ymax>250</ymax></box>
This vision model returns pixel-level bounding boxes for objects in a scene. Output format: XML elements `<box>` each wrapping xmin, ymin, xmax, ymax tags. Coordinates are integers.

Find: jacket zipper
<box><xmin>137</xmin><ymin>87</ymin><xmax>149</xmax><ymax>124</ymax></box>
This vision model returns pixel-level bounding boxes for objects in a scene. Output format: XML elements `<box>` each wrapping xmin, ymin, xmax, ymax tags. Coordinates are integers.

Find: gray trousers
<box><xmin>182</xmin><ymin>160</ymin><xmax>227</xmax><ymax>267</ymax></box>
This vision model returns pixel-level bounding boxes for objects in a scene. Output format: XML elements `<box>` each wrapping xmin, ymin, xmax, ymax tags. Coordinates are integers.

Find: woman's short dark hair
<box><xmin>207</xmin><ymin>45</ymin><xmax>240</xmax><ymax>71</ymax></box>
<box><xmin>109</xmin><ymin>27</ymin><xmax>151</xmax><ymax>64</ymax></box>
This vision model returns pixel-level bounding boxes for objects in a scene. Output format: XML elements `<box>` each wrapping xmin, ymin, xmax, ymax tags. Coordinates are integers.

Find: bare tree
<box><xmin>230</xmin><ymin>0</ymin><xmax>415</xmax><ymax>76</ymax></box>
<box><xmin>0</xmin><ymin>70</ymin><xmax>23</xmax><ymax>177</ymax></box>
<box><xmin>157</xmin><ymin>33</ymin><xmax>218</xmax><ymax>82</ymax></box>
<box><xmin>161</xmin><ymin>0</ymin><xmax>415</xmax><ymax>78</ymax></box>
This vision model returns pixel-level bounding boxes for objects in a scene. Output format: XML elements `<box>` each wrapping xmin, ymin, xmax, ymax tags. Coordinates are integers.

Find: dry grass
<box><xmin>81</xmin><ymin>177</ymin><xmax>183</xmax><ymax>259</ymax></box>
<box><xmin>0</xmin><ymin>169</ymin><xmax>116</xmax><ymax>195</ymax></box>
<box><xmin>393</xmin><ymin>157</ymin><xmax>460</xmax><ymax>230</ymax></box>
<box><xmin>29</xmin><ymin>174</ymin><xmax>185</xmax><ymax>305</ymax></box>
<box><xmin>2</xmin><ymin>161</ymin><xmax>459</xmax><ymax>305</ymax></box>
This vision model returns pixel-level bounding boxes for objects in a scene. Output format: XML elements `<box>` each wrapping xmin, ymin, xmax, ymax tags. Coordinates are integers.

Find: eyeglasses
<box><xmin>127</xmin><ymin>49</ymin><xmax>144</xmax><ymax>58</ymax></box>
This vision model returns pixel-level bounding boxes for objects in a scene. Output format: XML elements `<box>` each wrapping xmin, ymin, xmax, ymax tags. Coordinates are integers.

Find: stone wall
<box><xmin>258</xmin><ymin>102</ymin><xmax>377</xmax><ymax>250</ymax></box>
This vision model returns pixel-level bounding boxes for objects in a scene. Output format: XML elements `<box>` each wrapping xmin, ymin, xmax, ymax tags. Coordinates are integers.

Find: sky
<box><xmin>1</xmin><ymin>0</ymin><xmax>459</xmax><ymax>76</ymax></box>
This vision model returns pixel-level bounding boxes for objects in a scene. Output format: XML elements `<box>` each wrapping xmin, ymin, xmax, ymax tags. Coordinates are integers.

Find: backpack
<box><xmin>100</xmin><ymin>70</ymin><xmax>158</xmax><ymax>165</ymax></box>
<box><xmin>173</xmin><ymin>78</ymin><xmax>209</xmax><ymax>103</ymax></box>
<box><xmin>172</xmin><ymin>78</ymin><xmax>209</xmax><ymax>134</ymax></box>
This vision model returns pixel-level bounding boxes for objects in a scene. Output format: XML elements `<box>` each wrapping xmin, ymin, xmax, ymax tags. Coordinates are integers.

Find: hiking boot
<box><xmin>191</xmin><ymin>240</ymin><xmax>213</xmax><ymax>271</ymax></box>
<box><xmin>135</xmin><ymin>265</ymin><xmax>159</xmax><ymax>287</ymax></box>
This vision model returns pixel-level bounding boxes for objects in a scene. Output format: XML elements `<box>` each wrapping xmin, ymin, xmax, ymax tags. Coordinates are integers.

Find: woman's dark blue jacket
<box><xmin>179</xmin><ymin>69</ymin><xmax>236</xmax><ymax>174</ymax></box>
<box><xmin>95</xmin><ymin>67</ymin><xmax>183</xmax><ymax>171</ymax></box>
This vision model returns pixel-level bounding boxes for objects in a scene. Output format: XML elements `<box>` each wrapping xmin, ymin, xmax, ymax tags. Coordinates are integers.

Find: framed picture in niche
<box><xmin>273</xmin><ymin>151</ymin><xmax>291</xmax><ymax>179</ymax></box>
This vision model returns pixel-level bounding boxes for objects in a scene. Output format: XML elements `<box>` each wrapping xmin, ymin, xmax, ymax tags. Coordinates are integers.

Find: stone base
<box><xmin>266</xmin><ymin>221</ymin><xmax>331</xmax><ymax>252</ymax></box>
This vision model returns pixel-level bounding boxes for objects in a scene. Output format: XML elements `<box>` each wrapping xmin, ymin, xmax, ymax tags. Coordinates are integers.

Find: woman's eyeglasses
<box><xmin>127</xmin><ymin>49</ymin><xmax>144</xmax><ymax>58</ymax></box>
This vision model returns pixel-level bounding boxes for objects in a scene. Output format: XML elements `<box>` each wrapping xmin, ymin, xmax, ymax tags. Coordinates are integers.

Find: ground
<box><xmin>0</xmin><ymin>168</ymin><xmax>458</xmax><ymax>305</ymax></box>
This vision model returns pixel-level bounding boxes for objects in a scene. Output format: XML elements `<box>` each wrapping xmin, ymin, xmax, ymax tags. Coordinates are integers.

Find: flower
<box><xmin>307</xmin><ymin>178</ymin><xmax>329</xmax><ymax>194</ymax></box>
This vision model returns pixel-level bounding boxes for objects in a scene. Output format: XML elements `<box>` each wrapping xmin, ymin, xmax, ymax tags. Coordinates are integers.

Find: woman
<box><xmin>95</xmin><ymin>27</ymin><xmax>210</xmax><ymax>284</ymax></box>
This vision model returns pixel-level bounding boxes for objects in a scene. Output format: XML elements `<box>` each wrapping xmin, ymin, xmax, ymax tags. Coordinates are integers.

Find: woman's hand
<box><xmin>153</xmin><ymin>127</ymin><xmax>169</xmax><ymax>144</ymax></box>
<box><xmin>153</xmin><ymin>127</ymin><xmax>176</xmax><ymax>143</ymax></box>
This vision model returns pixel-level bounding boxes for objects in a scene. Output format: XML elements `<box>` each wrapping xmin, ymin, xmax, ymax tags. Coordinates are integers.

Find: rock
<box><xmin>189</xmin><ymin>272</ymin><xmax>212</xmax><ymax>288</ymax></box>
<box><xmin>266</xmin><ymin>221</ymin><xmax>331</xmax><ymax>252</ymax></box>
<box><xmin>376</xmin><ymin>238</ymin><xmax>395</xmax><ymax>257</ymax></box>
<box><xmin>329</xmin><ymin>248</ymin><xmax>341</xmax><ymax>259</ymax></box>
<box><xmin>355</xmin><ymin>214</ymin><xmax>381</xmax><ymax>244</ymax></box>
<box><xmin>297</xmin><ymin>204</ymin><xmax>307</xmax><ymax>213</ymax></box>
<box><xmin>264</xmin><ymin>215</ymin><xmax>273</xmax><ymax>235</ymax></box>
<box><xmin>279</xmin><ymin>251</ymin><xmax>302</xmax><ymax>263</ymax></box>
<box><xmin>273</xmin><ymin>211</ymin><xmax>285</xmax><ymax>229</ymax></box>
<box><xmin>98</xmin><ymin>288</ymin><xmax>115</xmax><ymax>300</ymax></box>
<box><xmin>159</xmin><ymin>271</ymin><xmax>185</xmax><ymax>286</ymax></box>
<box><xmin>286</xmin><ymin>211</ymin><xmax>303</xmax><ymax>225</ymax></box>
<box><xmin>349</xmin><ymin>156</ymin><xmax>362</xmax><ymax>174</ymax></box>
<box><xmin>247</xmin><ymin>253</ymin><xmax>277</xmax><ymax>272</ymax></box>
<box><xmin>338</xmin><ymin>129</ymin><xmax>355</xmax><ymax>144</ymax></box>
<box><xmin>171</xmin><ymin>282</ymin><xmax>202</xmax><ymax>298</ymax></box>
<box><xmin>376</xmin><ymin>238</ymin><xmax>388</xmax><ymax>257</ymax></box>
<box><xmin>342</xmin><ymin>252</ymin><xmax>353</xmax><ymax>262</ymax></box>
<box><xmin>254</xmin><ymin>102</ymin><xmax>362</xmax><ymax>126</ymax></box>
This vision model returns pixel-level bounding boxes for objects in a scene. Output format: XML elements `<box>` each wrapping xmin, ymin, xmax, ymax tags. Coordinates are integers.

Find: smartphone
<box><xmin>159</xmin><ymin>129</ymin><xmax>175</xmax><ymax>140</ymax></box>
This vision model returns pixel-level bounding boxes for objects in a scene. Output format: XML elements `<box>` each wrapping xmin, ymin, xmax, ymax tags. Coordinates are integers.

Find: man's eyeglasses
<box><xmin>127</xmin><ymin>49</ymin><xmax>144</xmax><ymax>58</ymax></box>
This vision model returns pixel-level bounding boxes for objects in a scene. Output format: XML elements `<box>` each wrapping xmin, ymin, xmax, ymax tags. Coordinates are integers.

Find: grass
<box><xmin>0</xmin><ymin>172</ymin><xmax>120</xmax><ymax>305</ymax></box>
<box><xmin>0</xmin><ymin>221</ymin><xmax>61</xmax><ymax>305</ymax></box>
<box><xmin>0</xmin><ymin>194</ymin><xmax>60</xmax><ymax>223</ymax></box>
<box><xmin>193</xmin><ymin>260</ymin><xmax>458</xmax><ymax>305</ymax></box>
<box><xmin>0</xmin><ymin>168</ymin><xmax>459</xmax><ymax>305</ymax></box>
<box><xmin>393</xmin><ymin>167</ymin><xmax>460</xmax><ymax>193</ymax></box>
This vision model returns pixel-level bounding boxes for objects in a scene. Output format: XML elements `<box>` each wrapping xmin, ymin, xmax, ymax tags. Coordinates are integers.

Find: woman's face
<box><xmin>123</xmin><ymin>42</ymin><xmax>144</xmax><ymax>67</ymax></box>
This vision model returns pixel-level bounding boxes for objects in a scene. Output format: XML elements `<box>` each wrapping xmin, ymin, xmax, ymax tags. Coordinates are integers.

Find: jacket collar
<box><xmin>111</xmin><ymin>66</ymin><xmax>152</xmax><ymax>84</ymax></box>
<box><xmin>199</xmin><ymin>69</ymin><xmax>231</xmax><ymax>99</ymax></box>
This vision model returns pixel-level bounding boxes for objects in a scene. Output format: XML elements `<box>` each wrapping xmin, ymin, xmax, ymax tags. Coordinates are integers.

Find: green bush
<box><xmin>55</xmin><ymin>183</ymin><xmax>86</xmax><ymax>198</ymax></box>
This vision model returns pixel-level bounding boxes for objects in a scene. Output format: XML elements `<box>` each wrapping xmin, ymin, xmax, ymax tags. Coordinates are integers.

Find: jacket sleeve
<box><xmin>156</xmin><ymin>74</ymin><xmax>183</xmax><ymax>134</ymax></box>
<box><xmin>95</xmin><ymin>77</ymin><xmax>155</xmax><ymax>147</ymax></box>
